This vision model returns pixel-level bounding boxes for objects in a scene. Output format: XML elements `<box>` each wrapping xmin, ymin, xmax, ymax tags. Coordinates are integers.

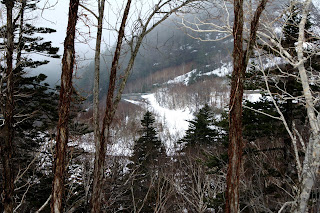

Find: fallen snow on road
<box><xmin>123</xmin><ymin>99</ymin><xmax>142</xmax><ymax>105</ymax></box>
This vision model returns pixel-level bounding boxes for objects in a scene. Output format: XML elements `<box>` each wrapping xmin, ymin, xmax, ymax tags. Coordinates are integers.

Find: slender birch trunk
<box><xmin>93</xmin><ymin>0</ymin><xmax>105</xmax><ymax>151</ymax></box>
<box><xmin>292</xmin><ymin>0</ymin><xmax>320</xmax><ymax>212</ymax></box>
<box><xmin>51</xmin><ymin>1</ymin><xmax>79</xmax><ymax>212</ymax></box>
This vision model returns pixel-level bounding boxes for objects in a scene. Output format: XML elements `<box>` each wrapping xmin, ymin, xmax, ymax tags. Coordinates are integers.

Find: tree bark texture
<box><xmin>292</xmin><ymin>0</ymin><xmax>320</xmax><ymax>212</ymax></box>
<box><xmin>226</xmin><ymin>1</ymin><xmax>244</xmax><ymax>212</ymax></box>
<box><xmin>51</xmin><ymin>1</ymin><xmax>79</xmax><ymax>213</ymax></box>
<box><xmin>90</xmin><ymin>1</ymin><xmax>131</xmax><ymax>212</ymax></box>
<box><xmin>93</xmin><ymin>0</ymin><xmax>105</xmax><ymax>157</ymax></box>
<box><xmin>226</xmin><ymin>1</ymin><xmax>267</xmax><ymax>212</ymax></box>
<box><xmin>1</xmin><ymin>1</ymin><xmax>15</xmax><ymax>212</ymax></box>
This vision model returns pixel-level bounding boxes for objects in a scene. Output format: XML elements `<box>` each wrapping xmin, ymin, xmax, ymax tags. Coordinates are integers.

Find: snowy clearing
<box><xmin>142</xmin><ymin>93</ymin><xmax>193</xmax><ymax>138</ymax></box>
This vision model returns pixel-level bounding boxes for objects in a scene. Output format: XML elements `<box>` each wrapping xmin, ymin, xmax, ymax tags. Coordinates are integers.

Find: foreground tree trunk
<box><xmin>226</xmin><ymin>1</ymin><xmax>244</xmax><ymax>212</ymax></box>
<box><xmin>92</xmin><ymin>0</ymin><xmax>106</xmax><ymax>162</ymax></box>
<box><xmin>51</xmin><ymin>1</ymin><xmax>80</xmax><ymax>212</ymax></box>
<box><xmin>90</xmin><ymin>1</ymin><xmax>196</xmax><ymax>211</ymax></box>
<box><xmin>90</xmin><ymin>1</ymin><xmax>132</xmax><ymax>212</ymax></box>
<box><xmin>1</xmin><ymin>1</ymin><xmax>15</xmax><ymax>212</ymax></box>
<box><xmin>226</xmin><ymin>1</ymin><xmax>268</xmax><ymax>212</ymax></box>
<box><xmin>292</xmin><ymin>0</ymin><xmax>320</xmax><ymax>212</ymax></box>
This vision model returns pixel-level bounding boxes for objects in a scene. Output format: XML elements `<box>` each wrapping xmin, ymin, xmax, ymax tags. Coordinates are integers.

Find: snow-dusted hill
<box><xmin>121</xmin><ymin>58</ymin><xmax>264</xmax><ymax>155</ymax></box>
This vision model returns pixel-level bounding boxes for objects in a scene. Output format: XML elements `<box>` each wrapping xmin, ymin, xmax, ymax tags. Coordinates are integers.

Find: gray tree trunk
<box><xmin>90</xmin><ymin>1</ymin><xmax>132</xmax><ymax>212</ymax></box>
<box><xmin>93</xmin><ymin>0</ymin><xmax>105</xmax><ymax>151</ymax></box>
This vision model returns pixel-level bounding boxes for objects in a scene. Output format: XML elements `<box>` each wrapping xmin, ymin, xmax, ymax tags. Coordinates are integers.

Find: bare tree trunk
<box><xmin>1</xmin><ymin>1</ymin><xmax>15</xmax><ymax>212</ymax></box>
<box><xmin>226</xmin><ymin>1</ymin><xmax>244</xmax><ymax>212</ymax></box>
<box><xmin>90</xmin><ymin>1</ymin><xmax>132</xmax><ymax>212</ymax></box>
<box><xmin>226</xmin><ymin>1</ymin><xmax>268</xmax><ymax>212</ymax></box>
<box><xmin>51</xmin><ymin>1</ymin><xmax>79</xmax><ymax>213</ymax></box>
<box><xmin>90</xmin><ymin>1</ymin><xmax>196</xmax><ymax>211</ymax></box>
<box><xmin>292</xmin><ymin>0</ymin><xmax>320</xmax><ymax>212</ymax></box>
<box><xmin>92</xmin><ymin>0</ymin><xmax>105</xmax><ymax>164</ymax></box>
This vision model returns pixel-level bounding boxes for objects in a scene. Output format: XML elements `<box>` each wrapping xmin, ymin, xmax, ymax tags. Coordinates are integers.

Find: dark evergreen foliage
<box><xmin>243</xmin><ymin>97</ymin><xmax>284</xmax><ymax>140</ymax></box>
<box><xmin>0</xmin><ymin>1</ymin><xmax>84</xmax><ymax>212</ymax></box>
<box><xmin>129</xmin><ymin>111</ymin><xmax>166</xmax><ymax>212</ymax></box>
<box><xmin>180</xmin><ymin>104</ymin><xmax>218</xmax><ymax>149</ymax></box>
<box><xmin>243</xmin><ymin>2</ymin><xmax>318</xmax><ymax>144</ymax></box>
<box><xmin>131</xmin><ymin>111</ymin><xmax>166</xmax><ymax>168</ymax></box>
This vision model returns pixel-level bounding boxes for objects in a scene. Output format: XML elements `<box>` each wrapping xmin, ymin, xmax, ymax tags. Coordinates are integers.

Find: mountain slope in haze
<box><xmin>75</xmin><ymin>0</ymin><xmax>320</xmax><ymax>101</ymax></box>
<box><xmin>75</xmin><ymin>13</ymin><xmax>233</xmax><ymax>100</ymax></box>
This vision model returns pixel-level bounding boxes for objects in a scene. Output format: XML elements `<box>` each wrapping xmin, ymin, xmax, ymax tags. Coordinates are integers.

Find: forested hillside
<box><xmin>1</xmin><ymin>0</ymin><xmax>320</xmax><ymax>213</ymax></box>
<box><xmin>76</xmin><ymin>14</ymin><xmax>233</xmax><ymax>97</ymax></box>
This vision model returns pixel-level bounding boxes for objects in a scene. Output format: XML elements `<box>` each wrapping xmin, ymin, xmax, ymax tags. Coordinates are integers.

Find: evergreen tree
<box><xmin>177</xmin><ymin>105</ymin><xmax>226</xmax><ymax>212</ymax></box>
<box><xmin>180</xmin><ymin>104</ymin><xmax>218</xmax><ymax>149</ymax></box>
<box><xmin>0</xmin><ymin>1</ymin><xmax>62</xmax><ymax>211</ymax></box>
<box><xmin>129</xmin><ymin>111</ymin><xmax>166</xmax><ymax>212</ymax></box>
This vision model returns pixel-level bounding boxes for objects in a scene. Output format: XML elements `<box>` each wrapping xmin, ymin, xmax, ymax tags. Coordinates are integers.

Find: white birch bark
<box><xmin>292</xmin><ymin>0</ymin><xmax>320</xmax><ymax>212</ymax></box>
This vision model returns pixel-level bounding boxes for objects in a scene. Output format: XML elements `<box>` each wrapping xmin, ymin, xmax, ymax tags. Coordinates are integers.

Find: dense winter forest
<box><xmin>1</xmin><ymin>0</ymin><xmax>320</xmax><ymax>212</ymax></box>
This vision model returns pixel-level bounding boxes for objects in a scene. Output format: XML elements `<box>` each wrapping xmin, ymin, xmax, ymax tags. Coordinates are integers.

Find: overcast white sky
<box><xmin>37</xmin><ymin>0</ymin><xmax>122</xmax><ymax>61</ymax></box>
<box><xmin>37</xmin><ymin>0</ymin><xmax>163</xmax><ymax>58</ymax></box>
<box><xmin>32</xmin><ymin>0</ymin><xmax>127</xmax><ymax>84</ymax></box>
<box><xmin>32</xmin><ymin>0</ymin><xmax>162</xmax><ymax>84</ymax></box>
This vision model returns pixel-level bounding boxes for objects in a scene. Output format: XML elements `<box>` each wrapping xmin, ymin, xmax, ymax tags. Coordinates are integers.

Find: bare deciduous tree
<box><xmin>79</xmin><ymin>0</ymin><xmax>106</xmax><ymax>159</ymax></box>
<box><xmin>292</xmin><ymin>1</ymin><xmax>320</xmax><ymax>211</ymax></box>
<box><xmin>90</xmin><ymin>0</ymin><xmax>199</xmax><ymax>212</ymax></box>
<box><xmin>92</xmin><ymin>0</ymin><xmax>105</xmax><ymax>160</ymax></box>
<box><xmin>91</xmin><ymin>1</ymin><xmax>132</xmax><ymax>212</ymax></box>
<box><xmin>51</xmin><ymin>1</ymin><xmax>80</xmax><ymax>212</ymax></box>
<box><xmin>245</xmin><ymin>0</ymin><xmax>320</xmax><ymax>211</ymax></box>
<box><xmin>226</xmin><ymin>1</ymin><xmax>268</xmax><ymax>212</ymax></box>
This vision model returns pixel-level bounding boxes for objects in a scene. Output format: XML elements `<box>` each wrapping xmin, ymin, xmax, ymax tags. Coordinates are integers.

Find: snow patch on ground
<box><xmin>166</xmin><ymin>62</ymin><xmax>232</xmax><ymax>86</ymax></box>
<box><xmin>202</xmin><ymin>62</ymin><xmax>232</xmax><ymax>77</ymax></box>
<box><xmin>107</xmin><ymin>137</ymin><xmax>133</xmax><ymax>156</ymax></box>
<box><xmin>124</xmin><ymin>93</ymin><xmax>195</xmax><ymax>154</ymax></box>
<box><xmin>313</xmin><ymin>0</ymin><xmax>320</xmax><ymax>11</ymax></box>
<box><xmin>69</xmin><ymin>133</ymin><xmax>95</xmax><ymax>153</ymax></box>
<box><xmin>244</xmin><ymin>92</ymin><xmax>262</xmax><ymax>102</ymax></box>
<box><xmin>167</xmin><ymin>69</ymin><xmax>197</xmax><ymax>85</ymax></box>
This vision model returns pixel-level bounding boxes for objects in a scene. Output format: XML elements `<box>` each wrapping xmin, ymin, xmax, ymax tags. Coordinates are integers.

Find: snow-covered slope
<box><xmin>142</xmin><ymin>93</ymin><xmax>193</xmax><ymax>138</ymax></box>
<box><xmin>125</xmin><ymin>93</ymin><xmax>194</xmax><ymax>154</ymax></box>
<box><xmin>166</xmin><ymin>62</ymin><xmax>232</xmax><ymax>86</ymax></box>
